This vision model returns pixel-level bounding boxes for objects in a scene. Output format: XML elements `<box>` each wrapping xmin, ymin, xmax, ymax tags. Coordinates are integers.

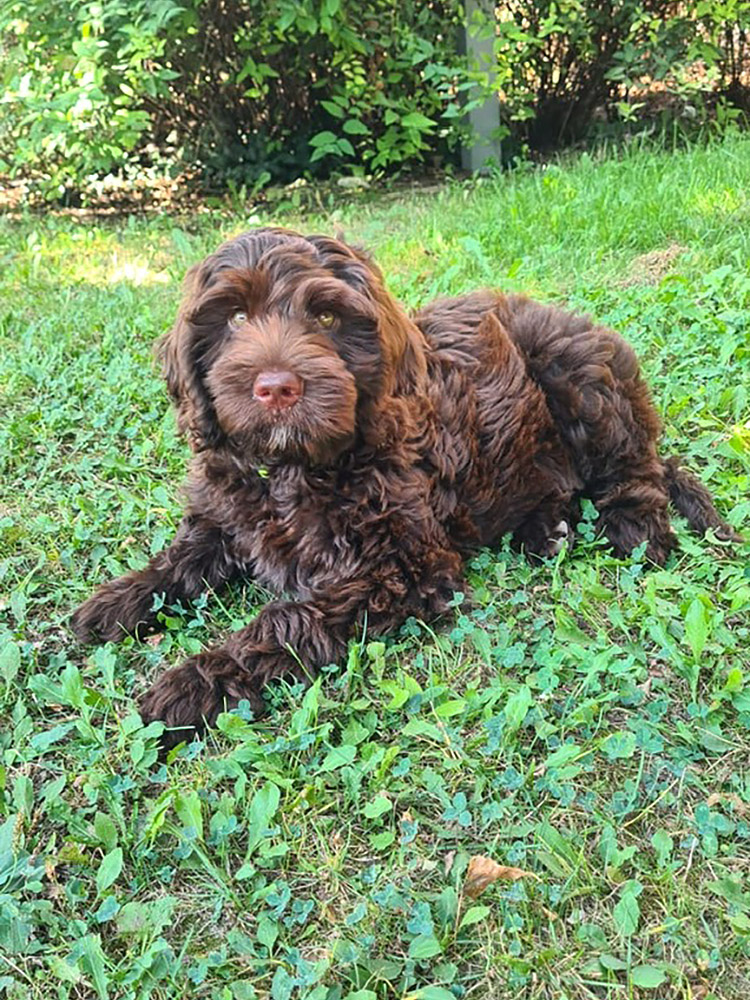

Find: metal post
<box><xmin>459</xmin><ymin>0</ymin><xmax>501</xmax><ymax>172</ymax></box>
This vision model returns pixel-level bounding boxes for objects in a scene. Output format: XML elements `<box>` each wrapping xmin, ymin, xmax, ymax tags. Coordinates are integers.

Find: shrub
<box><xmin>0</xmin><ymin>0</ymin><xmax>470</xmax><ymax>198</ymax></box>
<box><xmin>476</xmin><ymin>0</ymin><xmax>750</xmax><ymax>150</ymax></box>
<box><xmin>0</xmin><ymin>0</ymin><xmax>748</xmax><ymax>199</ymax></box>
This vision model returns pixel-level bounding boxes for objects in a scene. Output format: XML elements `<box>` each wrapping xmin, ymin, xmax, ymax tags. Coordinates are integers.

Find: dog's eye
<box><xmin>316</xmin><ymin>311</ymin><xmax>336</xmax><ymax>329</ymax></box>
<box><xmin>229</xmin><ymin>311</ymin><xmax>247</xmax><ymax>328</ymax></box>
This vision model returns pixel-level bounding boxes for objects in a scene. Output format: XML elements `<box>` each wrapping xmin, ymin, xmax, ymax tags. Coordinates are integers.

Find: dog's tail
<box><xmin>663</xmin><ymin>456</ymin><xmax>741</xmax><ymax>542</ymax></box>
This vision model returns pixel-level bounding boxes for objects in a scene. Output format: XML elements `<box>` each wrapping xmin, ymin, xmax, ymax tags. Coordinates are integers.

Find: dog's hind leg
<box><xmin>663</xmin><ymin>456</ymin><xmax>741</xmax><ymax>543</ymax></box>
<box><xmin>591</xmin><ymin>457</ymin><xmax>676</xmax><ymax>565</ymax></box>
<box><xmin>513</xmin><ymin>492</ymin><xmax>576</xmax><ymax>560</ymax></box>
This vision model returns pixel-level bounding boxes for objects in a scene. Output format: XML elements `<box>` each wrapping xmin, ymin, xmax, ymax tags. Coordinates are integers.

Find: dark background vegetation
<box><xmin>1</xmin><ymin>1</ymin><xmax>749</xmax><ymax>202</ymax></box>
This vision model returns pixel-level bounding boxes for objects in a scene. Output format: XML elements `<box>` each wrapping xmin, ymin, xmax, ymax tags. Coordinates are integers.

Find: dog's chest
<box><xmin>228</xmin><ymin>471</ymin><xmax>364</xmax><ymax>598</ymax></box>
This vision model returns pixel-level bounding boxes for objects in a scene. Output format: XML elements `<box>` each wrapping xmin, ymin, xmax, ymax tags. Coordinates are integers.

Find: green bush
<box><xmin>475</xmin><ymin>0</ymin><xmax>750</xmax><ymax>149</ymax></box>
<box><xmin>1</xmin><ymin>0</ymin><xmax>748</xmax><ymax>199</ymax></box>
<box><xmin>0</xmin><ymin>2</ymin><xmax>181</xmax><ymax>192</ymax></box>
<box><xmin>0</xmin><ymin>0</ymin><xmax>471</xmax><ymax>198</ymax></box>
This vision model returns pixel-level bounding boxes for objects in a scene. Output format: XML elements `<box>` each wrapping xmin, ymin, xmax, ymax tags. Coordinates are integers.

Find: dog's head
<box><xmin>161</xmin><ymin>227</ymin><xmax>427</xmax><ymax>466</ymax></box>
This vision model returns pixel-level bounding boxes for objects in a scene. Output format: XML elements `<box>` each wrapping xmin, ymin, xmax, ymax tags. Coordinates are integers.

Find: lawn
<box><xmin>1</xmin><ymin>134</ymin><xmax>750</xmax><ymax>1000</ymax></box>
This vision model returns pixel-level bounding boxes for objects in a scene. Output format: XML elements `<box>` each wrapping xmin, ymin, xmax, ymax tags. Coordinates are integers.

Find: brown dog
<box><xmin>71</xmin><ymin>227</ymin><xmax>739</xmax><ymax>747</ymax></box>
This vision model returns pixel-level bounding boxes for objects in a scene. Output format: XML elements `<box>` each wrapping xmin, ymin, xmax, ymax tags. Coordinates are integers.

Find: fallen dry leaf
<box><xmin>707</xmin><ymin>792</ymin><xmax>749</xmax><ymax>816</ymax></box>
<box><xmin>463</xmin><ymin>855</ymin><xmax>538</xmax><ymax>898</ymax></box>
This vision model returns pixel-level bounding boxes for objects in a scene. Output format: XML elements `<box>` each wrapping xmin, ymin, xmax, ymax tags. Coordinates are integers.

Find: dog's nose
<box><xmin>253</xmin><ymin>370</ymin><xmax>303</xmax><ymax>410</ymax></box>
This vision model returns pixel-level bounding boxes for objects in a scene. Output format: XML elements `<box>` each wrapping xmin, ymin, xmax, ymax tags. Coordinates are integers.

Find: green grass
<box><xmin>2</xmin><ymin>133</ymin><xmax>750</xmax><ymax>1000</ymax></box>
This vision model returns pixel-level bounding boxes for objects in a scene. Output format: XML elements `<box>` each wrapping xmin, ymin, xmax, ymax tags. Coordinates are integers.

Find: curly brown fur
<box><xmin>71</xmin><ymin>227</ymin><xmax>740</xmax><ymax>748</ymax></box>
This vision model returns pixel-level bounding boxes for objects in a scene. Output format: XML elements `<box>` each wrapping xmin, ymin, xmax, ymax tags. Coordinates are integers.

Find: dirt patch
<box><xmin>621</xmin><ymin>242</ymin><xmax>687</xmax><ymax>286</ymax></box>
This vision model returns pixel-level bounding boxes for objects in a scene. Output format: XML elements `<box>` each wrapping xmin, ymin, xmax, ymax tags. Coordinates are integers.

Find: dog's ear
<box><xmin>351</xmin><ymin>262</ymin><xmax>430</xmax><ymax>452</ymax></box>
<box><xmin>366</xmin><ymin>268</ymin><xmax>427</xmax><ymax>397</ymax></box>
<box><xmin>158</xmin><ymin>262</ymin><xmax>225</xmax><ymax>452</ymax></box>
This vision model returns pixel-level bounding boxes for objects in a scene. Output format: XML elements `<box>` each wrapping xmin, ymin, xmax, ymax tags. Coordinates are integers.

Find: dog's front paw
<box><xmin>71</xmin><ymin>582</ymin><xmax>151</xmax><ymax>644</ymax></box>
<box><xmin>140</xmin><ymin>651</ymin><xmax>264</xmax><ymax>750</ymax></box>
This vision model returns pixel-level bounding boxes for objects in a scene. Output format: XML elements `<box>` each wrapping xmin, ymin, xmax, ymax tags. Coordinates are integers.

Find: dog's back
<box><xmin>415</xmin><ymin>290</ymin><xmax>736</xmax><ymax>562</ymax></box>
<box><xmin>416</xmin><ymin>290</ymin><xmax>658</xmax><ymax>482</ymax></box>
